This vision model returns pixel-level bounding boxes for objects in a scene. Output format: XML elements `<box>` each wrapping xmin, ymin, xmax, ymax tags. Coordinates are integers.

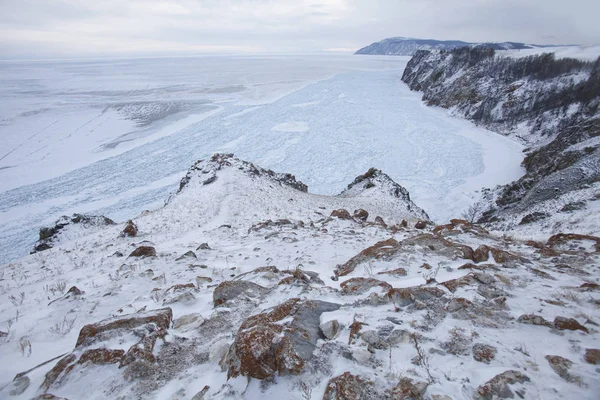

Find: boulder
<box><xmin>474</xmin><ymin>370</ymin><xmax>530</xmax><ymax>400</ymax></box>
<box><xmin>120</xmin><ymin>220</ymin><xmax>138</xmax><ymax>237</ymax></box>
<box><xmin>340</xmin><ymin>277</ymin><xmax>392</xmax><ymax>295</ymax></box>
<box><xmin>225</xmin><ymin>298</ymin><xmax>340</xmax><ymax>379</ymax></box>
<box><xmin>175</xmin><ymin>250</ymin><xmax>197</xmax><ymax>261</ymax></box>
<box><xmin>353</xmin><ymin>209</ymin><xmax>369</xmax><ymax>221</ymax></box>
<box><xmin>472</xmin><ymin>245</ymin><xmax>490</xmax><ymax>262</ymax></box>
<box><xmin>584</xmin><ymin>348</ymin><xmax>600</xmax><ymax>364</ymax></box>
<box><xmin>129</xmin><ymin>246</ymin><xmax>157</xmax><ymax>258</ymax></box>
<box><xmin>553</xmin><ymin>316</ymin><xmax>589</xmax><ymax>333</ymax></box>
<box><xmin>414</xmin><ymin>220</ymin><xmax>427</xmax><ymax>229</ymax></box>
<box><xmin>212</xmin><ymin>280</ymin><xmax>268</xmax><ymax>307</ymax></box>
<box><xmin>331</xmin><ymin>209</ymin><xmax>353</xmax><ymax>220</ymax></box>
<box><xmin>322</xmin><ymin>372</ymin><xmax>375</xmax><ymax>400</ymax></box>
<box><xmin>473</xmin><ymin>343</ymin><xmax>497</xmax><ymax>364</ymax></box>
<box><xmin>320</xmin><ymin>320</ymin><xmax>340</xmax><ymax>340</ymax></box>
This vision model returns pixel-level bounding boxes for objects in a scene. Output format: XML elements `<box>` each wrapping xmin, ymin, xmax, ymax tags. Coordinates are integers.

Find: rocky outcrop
<box><xmin>32</xmin><ymin>214</ymin><xmax>115</xmax><ymax>253</ymax></box>
<box><xmin>225</xmin><ymin>298</ymin><xmax>340</xmax><ymax>379</ymax></box>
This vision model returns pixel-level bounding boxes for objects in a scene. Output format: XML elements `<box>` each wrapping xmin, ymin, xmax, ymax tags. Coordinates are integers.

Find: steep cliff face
<box><xmin>402</xmin><ymin>48</ymin><xmax>600</xmax><ymax>235</ymax></box>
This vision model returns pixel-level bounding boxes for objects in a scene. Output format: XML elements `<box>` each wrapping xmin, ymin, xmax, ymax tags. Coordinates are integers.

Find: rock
<box><xmin>473</xmin><ymin>343</ymin><xmax>497</xmax><ymax>364</ymax></box>
<box><xmin>120</xmin><ymin>220</ymin><xmax>138</xmax><ymax>237</ymax></box>
<box><xmin>212</xmin><ymin>280</ymin><xmax>268</xmax><ymax>307</ymax></box>
<box><xmin>474</xmin><ymin>370</ymin><xmax>530</xmax><ymax>400</ymax></box>
<box><xmin>75</xmin><ymin>308</ymin><xmax>172</xmax><ymax>348</ymax></box>
<box><xmin>490</xmin><ymin>248</ymin><xmax>526</xmax><ymax>267</ymax></box>
<box><xmin>351</xmin><ymin>349</ymin><xmax>372</xmax><ymax>364</ymax></box>
<box><xmin>545</xmin><ymin>355</ymin><xmax>580</xmax><ymax>383</ymax></box>
<box><xmin>330</xmin><ymin>209</ymin><xmax>353</xmax><ymax>220</ymax></box>
<box><xmin>225</xmin><ymin>298</ymin><xmax>340</xmax><ymax>379</ymax></box>
<box><xmin>190</xmin><ymin>385</ymin><xmax>210</xmax><ymax>400</ymax></box>
<box><xmin>374</xmin><ymin>216</ymin><xmax>387</xmax><ymax>227</ymax></box>
<box><xmin>415</xmin><ymin>220</ymin><xmax>427</xmax><ymax>229</ymax></box>
<box><xmin>472</xmin><ymin>245</ymin><xmax>490</xmax><ymax>262</ymax></box>
<box><xmin>584</xmin><ymin>348</ymin><xmax>600</xmax><ymax>364</ymax></box>
<box><xmin>320</xmin><ymin>320</ymin><xmax>340</xmax><ymax>340</ymax></box>
<box><xmin>173</xmin><ymin>313</ymin><xmax>204</xmax><ymax>330</ymax></box>
<box><xmin>8</xmin><ymin>375</ymin><xmax>30</xmax><ymax>396</ymax></box>
<box><xmin>322</xmin><ymin>372</ymin><xmax>375</xmax><ymax>400</ymax></box>
<box><xmin>353</xmin><ymin>209</ymin><xmax>369</xmax><ymax>221</ymax></box>
<box><xmin>197</xmin><ymin>243</ymin><xmax>212</xmax><ymax>250</ymax></box>
<box><xmin>553</xmin><ymin>316</ymin><xmax>589</xmax><ymax>333</ymax></box>
<box><xmin>391</xmin><ymin>377</ymin><xmax>428</xmax><ymax>399</ymax></box>
<box><xmin>361</xmin><ymin>330</ymin><xmax>388</xmax><ymax>350</ymax></box>
<box><xmin>517</xmin><ymin>314</ymin><xmax>552</xmax><ymax>327</ymax></box>
<box><xmin>175</xmin><ymin>250</ymin><xmax>197</xmax><ymax>261</ymax></box>
<box><xmin>340</xmin><ymin>277</ymin><xmax>392</xmax><ymax>295</ymax></box>
<box><xmin>129</xmin><ymin>246</ymin><xmax>157</xmax><ymax>258</ymax></box>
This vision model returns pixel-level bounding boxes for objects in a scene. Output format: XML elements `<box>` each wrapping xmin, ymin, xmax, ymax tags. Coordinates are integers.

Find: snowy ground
<box><xmin>500</xmin><ymin>45</ymin><xmax>600</xmax><ymax>61</ymax></box>
<box><xmin>0</xmin><ymin>54</ymin><xmax>523</xmax><ymax>264</ymax></box>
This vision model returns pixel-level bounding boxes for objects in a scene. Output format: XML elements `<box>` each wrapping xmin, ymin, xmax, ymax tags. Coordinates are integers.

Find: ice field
<box><xmin>0</xmin><ymin>54</ymin><xmax>524</xmax><ymax>264</ymax></box>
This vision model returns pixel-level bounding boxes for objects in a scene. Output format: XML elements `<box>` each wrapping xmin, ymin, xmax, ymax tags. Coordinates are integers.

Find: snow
<box><xmin>0</xmin><ymin>54</ymin><xmax>523</xmax><ymax>265</ymax></box>
<box><xmin>500</xmin><ymin>45</ymin><xmax>600</xmax><ymax>61</ymax></box>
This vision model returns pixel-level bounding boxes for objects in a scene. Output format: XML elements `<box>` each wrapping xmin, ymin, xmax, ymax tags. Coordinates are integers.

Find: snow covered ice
<box><xmin>0</xmin><ymin>54</ymin><xmax>523</xmax><ymax>264</ymax></box>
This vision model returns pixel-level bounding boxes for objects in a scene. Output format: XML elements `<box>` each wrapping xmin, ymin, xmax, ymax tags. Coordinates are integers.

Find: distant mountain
<box><xmin>355</xmin><ymin>37</ymin><xmax>542</xmax><ymax>56</ymax></box>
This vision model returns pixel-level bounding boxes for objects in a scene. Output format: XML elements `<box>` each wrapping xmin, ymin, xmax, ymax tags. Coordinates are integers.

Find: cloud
<box><xmin>0</xmin><ymin>0</ymin><xmax>598</xmax><ymax>58</ymax></box>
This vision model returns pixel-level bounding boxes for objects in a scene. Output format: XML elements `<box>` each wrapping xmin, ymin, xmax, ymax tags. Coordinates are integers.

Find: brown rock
<box><xmin>415</xmin><ymin>220</ymin><xmax>427</xmax><ymax>229</ymax></box>
<box><xmin>353</xmin><ymin>209</ymin><xmax>369</xmax><ymax>221</ymax></box>
<box><xmin>391</xmin><ymin>377</ymin><xmax>428</xmax><ymax>399</ymax></box>
<box><xmin>322</xmin><ymin>372</ymin><xmax>375</xmax><ymax>400</ymax></box>
<box><xmin>121</xmin><ymin>220</ymin><xmax>138</xmax><ymax>237</ymax></box>
<box><xmin>584</xmin><ymin>348</ymin><xmax>600</xmax><ymax>364</ymax></box>
<box><xmin>330</xmin><ymin>209</ymin><xmax>353</xmax><ymax>220</ymax></box>
<box><xmin>473</xmin><ymin>343</ymin><xmax>497</xmax><ymax>364</ymax></box>
<box><xmin>553</xmin><ymin>316</ymin><xmax>589</xmax><ymax>333</ymax></box>
<box><xmin>129</xmin><ymin>246</ymin><xmax>156</xmax><ymax>258</ymax></box>
<box><xmin>474</xmin><ymin>370</ymin><xmax>530</xmax><ymax>400</ymax></box>
<box><xmin>76</xmin><ymin>308</ymin><xmax>172</xmax><ymax>348</ymax></box>
<box><xmin>472</xmin><ymin>245</ymin><xmax>490</xmax><ymax>263</ymax></box>
<box><xmin>225</xmin><ymin>298</ymin><xmax>340</xmax><ymax>380</ymax></box>
<box><xmin>340</xmin><ymin>277</ymin><xmax>392</xmax><ymax>295</ymax></box>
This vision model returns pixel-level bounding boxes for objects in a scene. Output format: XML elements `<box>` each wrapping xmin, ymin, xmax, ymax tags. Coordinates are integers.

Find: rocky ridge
<box><xmin>401</xmin><ymin>47</ymin><xmax>600</xmax><ymax>237</ymax></box>
<box><xmin>0</xmin><ymin>155</ymin><xmax>598</xmax><ymax>399</ymax></box>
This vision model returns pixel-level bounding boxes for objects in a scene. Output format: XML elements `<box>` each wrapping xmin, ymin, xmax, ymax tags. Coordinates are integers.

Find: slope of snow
<box><xmin>0</xmin><ymin>56</ymin><xmax>524</xmax><ymax>264</ymax></box>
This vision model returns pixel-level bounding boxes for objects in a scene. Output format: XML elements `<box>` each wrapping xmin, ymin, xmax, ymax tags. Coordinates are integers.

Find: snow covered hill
<box><xmin>401</xmin><ymin>47</ymin><xmax>600</xmax><ymax>238</ymax></box>
<box><xmin>355</xmin><ymin>37</ymin><xmax>542</xmax><ymax>56</ymax></box>
<box><xmin>1</xmin><ymin>155</ymin><xmax>599</xmax><ymax>400</ymax></box>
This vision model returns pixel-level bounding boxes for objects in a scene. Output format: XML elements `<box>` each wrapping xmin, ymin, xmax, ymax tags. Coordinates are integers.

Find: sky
<box><xmin>1</xmin><ymin>0</ymin><xmax>599</xmax><ymax>58</ymax></box>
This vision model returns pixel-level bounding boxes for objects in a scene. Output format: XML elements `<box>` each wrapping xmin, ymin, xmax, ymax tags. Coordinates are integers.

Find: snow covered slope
<box><xmin>402</xmin><ymin>47</ymin><xmax>600</xmax><ymax>237</ymax></box>
<box><xmin>1</xmin><ymin>155</ymin><xmax>599</xmax><ymax>400</ymax></box>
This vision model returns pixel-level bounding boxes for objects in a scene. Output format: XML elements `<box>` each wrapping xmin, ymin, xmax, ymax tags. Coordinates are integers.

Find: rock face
<box><xmin>32</xmin><ymin>214</ymin><xmax>115</xmax><ymax>253</ymax></box>
<box><xmin>402</xmin><ymin>46</ymin><xmax>600</xmax><ymax>229</ymax></box>
<box><xmin>225</xmin><ymin>298</ymin><xmax>340</xmax><ymax>379</ymax></box>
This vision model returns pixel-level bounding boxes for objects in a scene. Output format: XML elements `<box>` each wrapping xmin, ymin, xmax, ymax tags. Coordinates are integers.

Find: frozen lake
<box><xmin>0</xmin><ymin>54</ymin><xmax>524</xmax><ymax>264</ymax></box>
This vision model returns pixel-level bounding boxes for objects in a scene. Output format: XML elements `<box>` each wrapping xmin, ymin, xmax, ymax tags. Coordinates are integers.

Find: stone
<box><xmin>120</xmin><ymin>220</ymin><xmax>138</xmax><ymax>237</ymax></box>
<box><xmin>225</xmin><ymin>298</ymin><xmax>340</xmax><ymax>379</ymax></box>
<box><xmin>553</xmin><ymin>316</ymin><xmax>589</xmax><ymax>333</ymax></box>
<box><xmin>322</xmin><ymin>372</ymin><xmax>375</xmax><ymax>400</ymax></box>
<box><xmin>197</xmin><ymin>243</ymin><xmax>212</xmax><ymax>250</ymax></box>
<box><xmin>320</xmin><ymin>320</ymin><xmax>340</xmax><ymax>340</ymax></box>
<box><xmin>353</xmin><ymin>209</ymin><xmax>369</xmax><ymax>221</ymax></box>
<box><xmin>584</xmin><ymin>348</ymin><xmax>600</xmax><ymax>364</ymax></box>
<box><xmin>129</xmin><ymin>246</ymin><xmax>157</xmax><ymax>258</ymax></box>
<box><xmin>473</xmin><ymin>343</ymin><xmax>497</xmax><ymax>364</ymax></box>
<box><xmin>340</xmin><ymin>277</ymin><xmax>392</xmax><ymax>295</ymax></box>
<box><xmin>391</xmin><ymin>377</ymin><xmax>428</xmax><ymax>399</ymax></box>
<box><xmin>474</xmin><ymin>370</ymin><xmax>530</xmax><ymax>400</ymax></box>
<box><xmin>415</xmin><ymin>220</ymin><xmax>427</xmax><ymax>229</ymax></box>
<box><xmin>472</xmin><ymin>245</ymin><xmax>490</xmax><ymax>262</ymax></box>
<box><xmin>330</xmin><ymin>209</ymin><xmax>353</xmax><ymax>220</ymax></box>
<box><xmin>517</xmin><ymin>314</ymin><xmax>552</xmax><ymax>327</ymax></box>
<box><xmin>212</xmin><ymin>280</ymin><xmax>268</xmax><ymax>307</ymax></box>
<box><xmin>175</xmin><ymin>250</ymin><xmax>197</xmax><ymax>261</ymax></box>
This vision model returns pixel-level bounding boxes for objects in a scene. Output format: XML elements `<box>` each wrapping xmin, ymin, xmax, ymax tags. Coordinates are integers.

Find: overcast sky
<box><xmin>1</xmin><ymin>0</ymin><xmax>598</xmax><ymax>58</ymax></box>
